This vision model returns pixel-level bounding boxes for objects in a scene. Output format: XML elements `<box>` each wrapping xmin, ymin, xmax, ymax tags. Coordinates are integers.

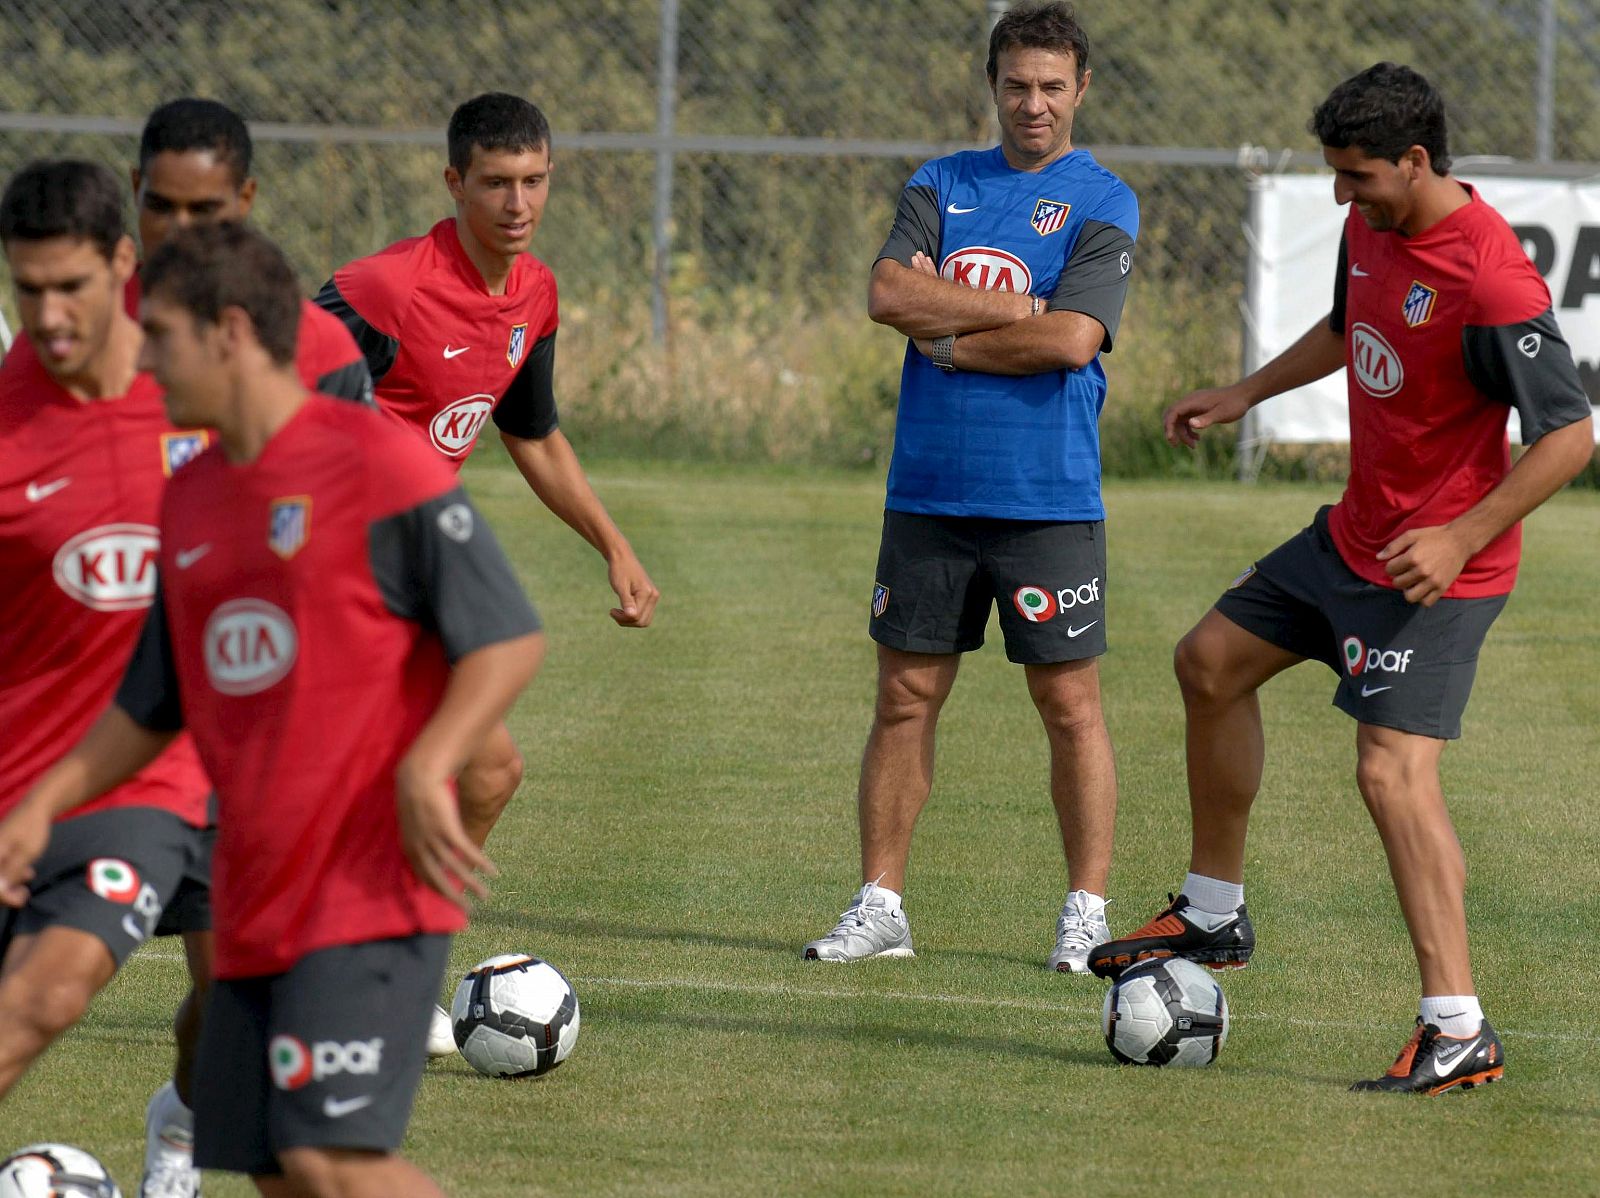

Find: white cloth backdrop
<box><xmin>1243</xmin><ymin>172</ymin><xmax>1600</xmax><ymax>448</ymax></box>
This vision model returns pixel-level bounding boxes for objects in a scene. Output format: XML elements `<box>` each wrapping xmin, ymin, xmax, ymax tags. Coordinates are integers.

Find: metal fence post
<box><xmin>652</xmin><ymin>0</ymin><xmax>680</xmax><ymax>343</ymax></box>
<box><xmin>1536</xmin><ymin>0</ymin><xmax>1556</xmax><ymax>163</ymax></box>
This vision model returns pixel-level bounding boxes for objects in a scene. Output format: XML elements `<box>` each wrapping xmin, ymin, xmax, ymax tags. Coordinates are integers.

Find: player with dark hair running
<box><xmin>314</xmin><ymin>90</ymin><xmax>658</xmax><ymax>1054</ymax></box>
<box><xmin>0</xmin><ymin>221</ymin><xmax>544</xmax><ymax>1197</ymax></box>
<box><xmin>1089</xmin><ymin>63</ymin><xmax>1594</xmax><ymax>1093</ymax></box>
<box><xmin>0</xmin><ymin>160</ymin><xmax>214</xmax><ymax>1119</ymax></box>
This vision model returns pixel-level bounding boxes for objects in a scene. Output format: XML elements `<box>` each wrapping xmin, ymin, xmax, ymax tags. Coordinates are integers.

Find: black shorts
<box><xmin>1</xmin><ymin>807</ymin><xmax>201</xmax><ymax>967</ymax></box>
<box><xmin>193</xmin><ymin>934</ymin><xmax>451</xmax><ymax>1176</ymax></box>
<box><xmin>1214</xmin><ymin>507</ymin><xmax>1507</xmax><ymax>740</ymax></box>
<box><xmin>869</xmin><ymin>510</ymin><xmax>1108</xmax><ymax>664</ymax></box>
<box><xmin>154</xmin><ymin>823</ymin><xmax>213</xmax><ymax>938</ymax></box>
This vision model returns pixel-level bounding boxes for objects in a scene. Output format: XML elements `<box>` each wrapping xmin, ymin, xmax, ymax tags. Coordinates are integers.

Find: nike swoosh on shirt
<box><xmin>323</xmin><ymin>1094</ymin><xmax>374</xmax><ymax>1118</ymax></box>
<box><xmin>946</xmin><ymin>204</ymin><xmax>979</xmax><ymax>214</ymax></box>
<box><xmin>1360</xmin><ymin>684</ymin><xmax>1392</xmax><ymax>697</ymax></box>
<box><xmin>1067</xmin><ymin>621</ymin><xmax>1098</xmax><ymax>638</ymax></box>
<box><xmin>443</xmin><ymin>345</ymin><xmax>470</xmax><ymax>359</ymax></box>
<box><xmin>1351</xmin><ymin>263</ymin><xmax>1369</xmax><ymax>277</ymax></box>
<box><xmin>25</xmin><ymin>477</ymin><xmax>71</xmax><ymax>502</ymax></box>
<box><xmin>175</xmin><ymin>545</ymin><xmax>212</xmax><ymax>569</ymax></box>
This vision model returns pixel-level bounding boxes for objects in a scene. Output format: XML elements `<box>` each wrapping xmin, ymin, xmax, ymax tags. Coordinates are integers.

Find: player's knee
<box><xmin>874</xmin><ymin>672</ymin><xmax>946</xmax><ymax>725</ymax></box>
<box><xmin>459</xmin><ymin>746</ymin><xmax>523</xmax><ymax>824</ymax></box>
<box><xmin>275</xmin><ymin>1147</ymin><xmax>349</xmax><ymax>1198</ymax></box>
<box><xmin>1174</xmin><ymin>628</ymin><xmax>1234</xmax><ymax>706</ymax></box>
<box><xmin>0</xmin><ymin>969</ymin><xmax>97</xmax><ymax>1044</ymax></box>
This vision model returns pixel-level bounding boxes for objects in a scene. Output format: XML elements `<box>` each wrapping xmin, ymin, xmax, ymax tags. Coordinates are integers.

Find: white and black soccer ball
<box><xmin>1101</xmin><ymin>956</ymin><xmax>1229</xmax><ymax>1067</ymax></box>
<box><xmin>450</xmin><ymin>953</ymin><xmax>580</xmax><ymax>1078</ymax></box>
<box><xmin>0</xmin><ymin>1144</ymin><xmax>121</xmax><ymax>1198</ymax></box>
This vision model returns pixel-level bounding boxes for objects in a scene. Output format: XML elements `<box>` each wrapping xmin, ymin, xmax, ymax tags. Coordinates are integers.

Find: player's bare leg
<box><xmin>858</xmin><ymin>646</ymin><xmax>961</xmax><ymax>893</ymax></box>
<box><xmin>1174</xmin><ymin>609</ymin><xmax>1304</xmax><ymax>881</ymax></box>
<box><xmin>274</xmin><ymin>1147</ymin><xmax>446</xmax><ymax>1198</ymax></box>
<box><xmin>1027</xmin><ymin>657</ymin><xmax>1119</xmax><ymax>971</ymax></box>
<box><xmin>455</xmin><ymin>721</ymin><xmax>523</xmax><ymax>849</ymax></box>
<box><xmin>172</xmin><ymin>929</ymin><xmax>212</xmax><ymax>1102</ymax></box>
<box><xmin>1354</xmin><ymin>723</ymin><xmax>1474</xmax><ymax>995</ymax></box>
<box><xmin>0</xmin><ymin>926</ymin><xmax>115</xmax><ymax>1100</ymax></box>
<box><xmin>1025</xmin><ymin>658</ymin><xmax>1116</xmax><ymax>895</ymax></box>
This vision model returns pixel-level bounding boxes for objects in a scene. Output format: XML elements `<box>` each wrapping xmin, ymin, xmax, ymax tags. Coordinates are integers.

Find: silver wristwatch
<box><xmin>931</xmin><ymin>334</ymin><xmax>956</xmax><ymax>372</ymax></box>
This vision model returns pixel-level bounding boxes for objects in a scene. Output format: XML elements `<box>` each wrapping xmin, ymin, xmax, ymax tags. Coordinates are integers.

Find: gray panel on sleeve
<box><xmin>1329</xmin><ymin>233</ymin><xmax>1349</xmax><ymax>335</ymax></box>
<box><xmin>1462</xmin><ymin>308</ymin><xmax>1595</xmax><ymax>444</ymax></box>
<box><xmin>115</xmin><ymin>583</ymin><xmax>184</xmax><ymax>732</ymax></box>
<box><xmin>313</xmin><ymin>279</ymin><xmax>399</xmax><ymax>386</ymax></box>
<box><xmin>314</xmin><ymin>359</ymin><xmax>376</xmax><ymax>408</ymax></box>
<box><xmin>491</xmin><ymin>330</ymin><xmax>559</xmax><ymax>440</ymax></box>
<box><xmin>875</xmin><ymin>184</ymin><xmax>940</xmax><ymax>267</ymax></box>
<box><xmin>1046</xmin><ymin>220</ymin><xmax>1135</xmax><ymax>351</ymax></box>
<box><xmin>368</xmin><ymin>486</ymin><xmax>542</xmax><ymax>662</ymax></box>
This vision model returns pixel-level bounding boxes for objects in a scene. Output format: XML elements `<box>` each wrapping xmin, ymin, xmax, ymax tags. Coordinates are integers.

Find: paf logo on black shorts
<box><xmin>1013</xmin><ymin>578</ymin><xmax>1101</xmax><ymax>623</ymax></box>
<box><xmin>269</xmin><ymin>1034</ymin><xmax>384</xmax><ymax>1090</ymax></box>
<box><xmin>87</xmin><ymin>858</ymin><xmax>140</xmax><ymax>902</ymax></box>
<box><xmin>1341</xmin><ymin>635</ymin><xmax>1414</xmax><ymax>676</ymax></box>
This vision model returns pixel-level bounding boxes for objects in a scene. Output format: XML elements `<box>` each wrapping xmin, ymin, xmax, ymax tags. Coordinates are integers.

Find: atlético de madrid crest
<box><xmin>1402</xmin><ymin>280</ymin><xmax>1437</xmax><ymax>328</ymax></box>
<box><xmin>160</xmin><ymin>430</ymin><xmax>209</xmax><ymax>476</ymax></box>
<box><xmin>507</xmin><ymin>322</ymin><xmax>529</xmax><ymax>368</ymax></box>
<box><xmin>268</xmin><ymin>496</ymin><xmax>311</xmax><ymax>559</ymax></box>
<box><xmin>1031</xmin><ymin>198</ymin><xmax>1071</xmax><ymax>236</ymax></box>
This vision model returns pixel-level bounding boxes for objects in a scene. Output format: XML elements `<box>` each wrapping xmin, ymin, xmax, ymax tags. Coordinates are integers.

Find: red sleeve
<box><xmin>361</xmin><ymin>403</ymin><xmax>460</xmax><ymax>516</ymax></box>
<box><xmin>538</xmin><ymin>262</ymin><xmax>560</xmax><ymax>339</ymax></box>
<box><xmin>1467</xmin><ymin>222</ymin><xmax>1552</xmax><ymax>326</ymax></box>
<box><xmin>330</xmin><ymin>241</ymin><xmax>414</xmax><ymax>338</ymax></box>
<box><xmin>294</xmin><ymin>300</ymin><xmax>371</xmax><ymax>401</ymax></box>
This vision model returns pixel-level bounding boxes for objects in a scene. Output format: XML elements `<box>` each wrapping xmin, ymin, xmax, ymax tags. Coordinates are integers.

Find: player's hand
<box><xmin>908</xmin><ymin>251</ymin><xmax>938</xmax><ymax>277</ymax></box>
<box><xmin>1378</xmin><ymin>525</ymin><xmax>1472</xmax><ymax>607</ymax></box>
<box><xmin>608</xmin><ymin>552</ymin><xmax>660</xmax><ymax>628</ymax></box>
<box><xmin>395</xmin><ymin>762</ymin><xmax>497</xmax><ymax>910</ymax></box>
<box><xmin>1163</xmin><ymin>386</ymin><xmax>1253</xmax><ymax>448</ymax></box>
<box><xmin>0</xmin><ymin>802</ymin><xmax>48</xmax><ymax>908</ymax></box>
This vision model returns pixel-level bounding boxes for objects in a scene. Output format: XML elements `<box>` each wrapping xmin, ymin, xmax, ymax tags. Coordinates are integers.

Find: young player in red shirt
<box><xmin>0</xmin><ymin>160</ymin><xmax>213</xmax><ymax>1111</ymax></box>
<box><xmin>1090</xmin><ymin>64</ymin><xmax>1594</xmax><ymax>1092</ymax></box>
<box><xmin>315</xmin><ymin>91</ymin><xmax>658</xmax><ymax>1055</ymax></box>
<box><xmin>0</xmin><ymin>221</ymin><xmax>544</xmax><ymax>1196</ymax></box>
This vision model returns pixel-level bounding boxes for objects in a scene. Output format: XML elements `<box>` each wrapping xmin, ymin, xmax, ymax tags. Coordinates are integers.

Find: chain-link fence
<box><xmin>2</xmin><ymin>1</ymin><xmax>1597</xmax><ymax>466</ymax></box>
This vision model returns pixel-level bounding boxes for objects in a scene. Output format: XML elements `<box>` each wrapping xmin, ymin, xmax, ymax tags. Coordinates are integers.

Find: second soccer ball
<box><xmin>450</xmin><ymin>953</ymin><xmax>581</xmax><ymax>1078</ymax></box>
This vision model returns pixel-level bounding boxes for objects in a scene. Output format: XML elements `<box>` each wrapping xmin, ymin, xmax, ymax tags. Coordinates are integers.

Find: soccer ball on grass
<box><xmin>1101</xmin><ymin>956</ymin><xmax>1229</xmax><ymax>1067</ymax></box>
<box><xmin>0</xmin><ymin>1144</ymin><xmax>121</xmax><ymax>1198</ymax></box>
<box><xmin>451</xmin><ymin>953</ymin><xmax>580</xmax><ymax>1078</ymax></box>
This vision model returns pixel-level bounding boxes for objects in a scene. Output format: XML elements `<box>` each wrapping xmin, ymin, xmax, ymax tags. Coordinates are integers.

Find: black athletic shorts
<box><xmin>153</xmin><ymin>823</ymin><xmax>213</xmax><ymax>938</ymax></box>
<box><xmin>194</xmin><ymin>933</ymin><xmax>451</xmax><ymax>1176</ymax></box>
<box><xmin>1214</xmin><ymin>506</ymin><xmax>1508</xmax><ymax>740</ymax></box>
<box><xmin>869</xmin><ymin>510</ymin><xmax>1108</xmax><ymax>664</ymax></box>
<box><xmin>0</xmin><ymin>807</ymin><xmax>201</xmax><ymax>967</ymax></box>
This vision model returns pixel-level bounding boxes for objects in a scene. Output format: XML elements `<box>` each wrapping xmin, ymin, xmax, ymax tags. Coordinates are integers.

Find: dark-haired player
<box><xmin>0</xmin><ymin>161</ymin><xmax>213</xmax><ymax>1114</ymax></box>
<box><xmin>802</xmin><ymin>2</ymin><xmax>1136</xmax><ymax>972</ymax></box>
<box><xmin>314</xmin><ymin>91</ymin><xmax>657</xmax><ymax>1054</ymax></box>
<box><xmin>1091</xmin><ymin>63</ymin><xmax>1594</xmax><ymax>1093</ymax></box>
<box><xmin>0</xmin><ymin>221</ymin><xmax>543</xmax><ymax>1196</ymax></box>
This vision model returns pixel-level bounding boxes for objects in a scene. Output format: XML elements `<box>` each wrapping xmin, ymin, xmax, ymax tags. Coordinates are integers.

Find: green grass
<box><xmin>7</xmin><ymin>460</ymin><xmax>1600</xmax><ymax>1196</ymax></box>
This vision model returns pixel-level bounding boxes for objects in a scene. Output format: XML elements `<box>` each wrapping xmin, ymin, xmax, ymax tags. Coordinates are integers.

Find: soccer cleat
<box><xmin>1047</xmin><ymin>889</ymin><xmax>1110</xmax><ymax>973</ymax></box>
<box><xmin>427</xmin><ymin>1002</ymin><xmax>458</xmax><ymax>1058</ymax></box>
<box><xmin>140</xmin><ymin>1080</ymin><xmax>201</xmax><ymax>1198</ymax></box>
<box><xmin>802</xmin><ymin>882</ymin><xmax>914</xmax><ymax>961</ymax></box>
<box><xmin>1087</xmin><ymin>892</ymin><xmax>1254</xmax><ymax>978</ymax></box>
<box><xmin>1350</xmin><ymin>1018</ymin><xmax>1505</xmax><ymax>1095</ymax></box>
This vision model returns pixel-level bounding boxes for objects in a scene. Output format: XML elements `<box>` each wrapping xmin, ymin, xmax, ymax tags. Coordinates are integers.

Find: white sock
<box><xmin>1182</xmin><ymin>872</ymin><xmax>1243</xmax><ymax>915</ymax></box>
<box><xmin>1420</xmin><ymin>995</ymin><xmax>1483</xmax><ymax>1038</ymax></box>
<box><xmin>862</xmin><ymin>883</ymin><xmax>902</xmax><ymax>912</ymax></box>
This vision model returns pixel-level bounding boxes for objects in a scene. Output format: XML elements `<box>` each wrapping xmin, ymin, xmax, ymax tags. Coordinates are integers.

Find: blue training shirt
<box><xmin>877</xmin><ymin>146</ymin><xmax>1139</xmax><ymax>520</ymax></box>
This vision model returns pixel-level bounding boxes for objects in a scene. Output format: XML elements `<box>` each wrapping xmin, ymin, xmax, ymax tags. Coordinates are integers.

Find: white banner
<box><xmin>1244</xmin><ymin>172</ymin><xmax>1600</xmax><ymax>446</ymax></box>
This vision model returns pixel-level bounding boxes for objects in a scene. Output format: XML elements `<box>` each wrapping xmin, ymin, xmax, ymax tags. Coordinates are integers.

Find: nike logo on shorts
<box><xmin>1067</xmin><ymin>621</ymin><xmax>1098</xmax><ymax>638</ymax></box>
<box><xmin>1360</xmin><ymin>684</ymin><xmax>1392</xmax><ymax>697</ymax></box>
<box><xmin>323</xmin><ymin>1094</ymin><xmax>374</xmax><ymax>1118</ymax></box>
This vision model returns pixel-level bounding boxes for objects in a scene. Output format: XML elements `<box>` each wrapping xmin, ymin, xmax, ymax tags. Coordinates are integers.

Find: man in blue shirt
<box><xmin>804</xmin><ymin>1</ymin><xmax>1137</xmax><ymax>972</ymax></box>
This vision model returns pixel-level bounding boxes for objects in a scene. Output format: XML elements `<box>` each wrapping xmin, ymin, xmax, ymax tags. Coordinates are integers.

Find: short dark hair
<box><xmin>143</xmin><ymin>223</ymin><xmax>300</xmax><ymax>366</ymax></box>
<box><xmin>139</xmin><ymin>98</ymin><xmax>253</xmax><ymax>184</ymax></box>
<box><xmin>0</xmin><ymin>159</ymin><xmax>125</xmax><ymax>259</ymax></box>
<box><xmin>987</xmin><ymin>2</ymin><xmax>1090</xmax><ymax>84</ymax></box>
<box><xmin>447</xmin><ymin>92</ymin><xmax>551</xmax><ymax>175</ymax></box>
<box><xmin>1310</xmin><ymin>63</ymin><xmax>1451</xmax><ymax>175</ymax></box>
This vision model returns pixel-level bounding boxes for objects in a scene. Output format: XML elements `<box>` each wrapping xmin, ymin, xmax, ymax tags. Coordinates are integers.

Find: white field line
<box><xmin>128</xmin><ymin>951</ymin><xmax>1599</xmax><ymax>1045</ymax></box>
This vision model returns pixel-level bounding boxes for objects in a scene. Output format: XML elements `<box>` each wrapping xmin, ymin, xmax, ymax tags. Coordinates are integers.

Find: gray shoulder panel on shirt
<box><xmin>115</xmin><ymin>582</ymin><xmax>184</xmax><ymax>733</ymax></box>
<box><xmin>876</xmin><ymin>184</ymin><xmax>941</xmax><ymax>267</ymax></box>
<box><xmin>1462</xmin><ymin>308</ymin><xmax>1594</xmax><ymax>444</ymax></box>
<box><xmin>1048</xmin><ymin>220</ymin><xmax>1135</xmax><ymax>350</ymax></box>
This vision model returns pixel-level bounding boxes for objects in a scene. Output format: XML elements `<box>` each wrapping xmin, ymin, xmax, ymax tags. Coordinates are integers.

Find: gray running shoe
<box><xmin>802</xmin><ymin>883</ymin><xmax>914</xmax><ymax>961</ymax></box>
<box><xmin>1047</xmin><ymin>889</ymin><xmax>1110</xmax><ymax>973</ymax></box>
<box><xmin>140</xmin><ymin>1080</ymin><xmax>200</xmax><ymax>1198</ymax></box>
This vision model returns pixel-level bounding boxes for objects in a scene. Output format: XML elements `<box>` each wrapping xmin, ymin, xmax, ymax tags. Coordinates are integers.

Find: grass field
<box><xmin>7</xmin><ymin>459</ymin><xmax>1600</xmax><ymax>1196</ymax></box>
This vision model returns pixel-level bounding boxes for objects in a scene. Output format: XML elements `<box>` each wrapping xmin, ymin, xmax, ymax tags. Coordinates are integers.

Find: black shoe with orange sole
<box><xmin>1350</xmin><ymin>1018</ymin><xmax>1505</xmax><ymax>1094</ymax></box>
<box><xmin>1087</xmin><ymin>893</ymin><xmax>1255</xmax><ymax>979</ymax></box>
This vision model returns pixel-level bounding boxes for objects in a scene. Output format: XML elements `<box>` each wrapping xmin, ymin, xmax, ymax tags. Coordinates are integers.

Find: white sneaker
<box><xmin>140</xmin><ymin>1080</ymin><xmax>200</xmax><ymax>1198</ymax></box>
<box><xmin>1048</xmin><ymin>889</ymin><xmax>1110</xmax><ymax>973</ymax></box>
<box><xmin>802</xmin><ymin>882</ymin><xmax>915</xmax><ymax>961</ymax></box>
<box><xmin>427</xmin><ymin>1002</ymin><xmax>458</xmax><ymax>1058</ymax></box>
